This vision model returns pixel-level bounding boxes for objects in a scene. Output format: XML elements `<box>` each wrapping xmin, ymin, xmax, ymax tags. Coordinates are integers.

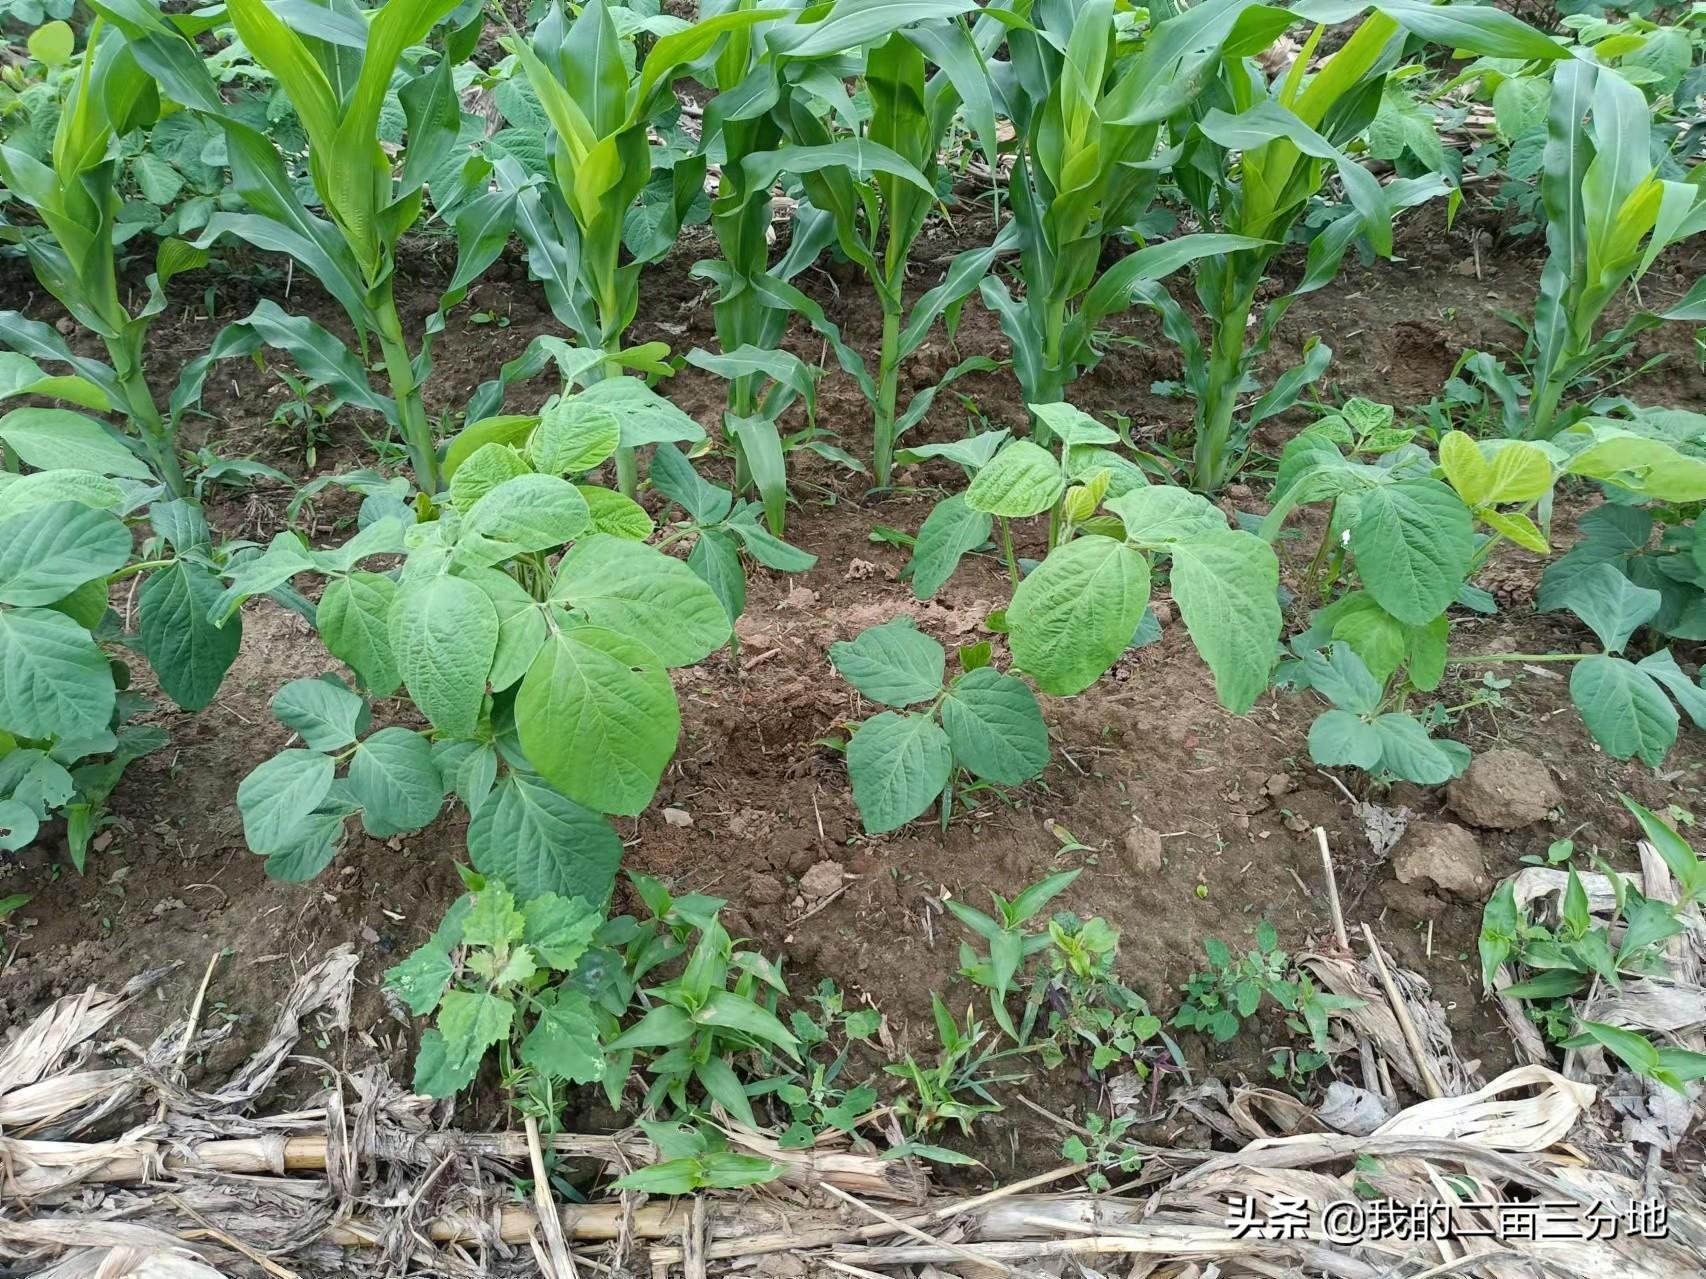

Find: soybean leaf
<box><xmin>467</xmin><ymin>772</ymin><xmax>623</xmax><ymax>905</ymax></box>
<box><xmin>829</xmin><ymin>617</ymin><xmax>945</xmax><ymax>707</ymax></box>
<box><xmin>1570</xmin><ymin>655</ymin><xmax>1678</xmax><ymax>766</ymax></box>
<box><xmin>1167</xmin><ymin>529</ymin><xmax>1281</xmax><ymax>714</ymax></box>
<box><xmin>271</xmin><ymin>675</ymin><xmax>369</xmax><ymax>751</ymax></box>
<box><xmin>348</xmin><ymin>727</ymin><xmax>442</xmax><ymax>834</ymax></box>
<box><xmin>551</xmin><ymin>534</ymin><xmax>730</xmax><ymax>666</ymax></box>
<box><xmin>0</xmin><ymin>502</ymin><xmax>130</xmax><ymax>607</ymax></box>
<box><xmin>138</xmin><ymin>560</ymin><xmax>241</xmax><ymax>711</ymax></box>
<box><xmin>907</xmin><ymin>494</ymin><xmax>991</xmax><ymax>600</ymax></box>
<box><xmin>1554</xmin><ymin>561</ymin><xmax>1660</xmax><ymax>656</ymax></box>
<box><xmin>390</xmin><ymin>574</ymin><xmax>499</xmax><ymax>738</ymax></box>
<box><xmin>1348</xmin><ymin>480</ymin><xmax>1475</xmax><ymax>626</ymax></box>
<box><xmin>941</xmin><ymin>667</ymin><xmax>1047</xmax><ymax>785</ymax></box>
<box><xmin>238</xmin><ymin>749</ymin><xmax>336</xmax><ymax>855</ymax></box>
<box><xmin>847</xmin><ymin>710</ymin><xmax>953</xmax><ymax>835</ymax></box>
<box><xmin>318</xmin><ymin>571</ymin><xmax>401</xmax><ymax>696</ymax></box>
<box><xmin>964</xmin><ymin>440</ymin><xmax>1065</xmax><ymax>517</ymax></box>
<box><xmin>1009</xmin><ymin>536</ymin><xmax>1151</xmax><ymax>696</ymax></box>
<box><xmin>0</xmin><ymin>606</ymin><xmax>116</xmax><ymax>741</ymax></box>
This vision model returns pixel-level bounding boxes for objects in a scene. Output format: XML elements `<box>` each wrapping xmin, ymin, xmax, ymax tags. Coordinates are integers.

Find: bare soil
<box><xmin>3</xmin><ymin>201</ymin><xmax>1704</xmax><ymax>1182</ymax></box>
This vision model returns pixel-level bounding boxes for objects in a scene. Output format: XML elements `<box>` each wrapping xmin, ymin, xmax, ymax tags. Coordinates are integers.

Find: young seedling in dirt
<box><xmin>830</xmin><ymin>618</ymin><xmax>1049</xmax><ymax>835</ymax></box>
<box><xmin>1062</xmin><ymin>1112</ymin><xmax>1143</xmax><ymax>1193</ymax></box>
<box><xmin>385</xmin><ymin>874</ymin><xmax>614</xmax><ymax>1106</ymax></box>
<box><xmin>0</xmin><ymin>482</ymin><xmax>243</xmax><ymax>867</ymax></box>
<box><xmin>757</xmin><ymin>979</ymin><xmax>883</xmax><ymax>1149</ymax></box>
<box><xmin>901</xmin><ymin>401</ymin><xmax>1282</xmax><ymax>715</ymax></box>
<box><xmin>1480</xmin><ymin>801</ymin><xmax>1706</xmax><ymax>1093</ymax></box>
<box><xmin>611</xmin><ymin>1119</ymin><xmax>782</xmax><ymax>1195</ymax></box>
<box><xmin>1175</xmin><ymin>922</ymin><xmax>1359</xmax><ymax>1054</ymax></box>
<box><xmin>883</xmin><ymin>993</ymin><xmax>1028</xmax><ymax>1163</ymax></box>
<box><xmin>1286</xmin><ymin>642</ymin><xmax>1471</xmax><ymax>786</ymax></box>
<box><xmin>1015</xmin><ymin>912</ymin><xmax>1168</xmax><ymax>1077</ymax></box>
<box><xmin>949</xmin><ymin>869</ymin><xmax>1080</xmax><ymax>1038</ymax></box>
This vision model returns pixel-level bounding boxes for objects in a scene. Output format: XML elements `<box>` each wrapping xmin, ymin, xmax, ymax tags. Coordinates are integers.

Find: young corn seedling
<box><xmin>0</xmin><ymin>16</ymin><xmax>212</xmax><ymax>496</ymax></box>
<box><xmin>1511</xmin><ymin>60</ymin><xmax>1706</xmax><ymax>438</ymax></box>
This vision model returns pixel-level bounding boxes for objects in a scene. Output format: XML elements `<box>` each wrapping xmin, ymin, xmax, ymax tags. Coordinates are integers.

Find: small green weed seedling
<box><xmin>758</xmin><ymin>979</ymin><xmax>883</xmax><ymax>1148</ymax></box>
<box><xmin>948</xmin><ymin>869</ymin><xmax>1079</xmax><ymax>1037</ymax></box>
<box><xmin>1480</xmin><ymin>797</ymin><xmax>1706</xmax><ymax>1093</ymax></box>
<box><xmin>1020</xmin><ymin>912</ymin><xmax>1164</xmax><ymax>1075</ymax></box>
<box><xmin>831</xmin><ymin>618</ymin><xmax>1048</xmax><ymax>835</ymax></box>
<box><xmin>612</xmin><ymin>1119</ymin><xmax>782</xmax><ymax>1194</ymax></box>
<box><xmin>1175</xmin><ymin>923</ymin><xmax>1359</xmax><ymax>1054</ymax></box>
<box><xmin>1062</xmin><ymin>1112</ymin><xmax>1142</xmax><ymax>1193</ymax></box>
<box><xmin>883</xmin><ymin>993</ymin><xmax>1027</xmax><ymax>1163</ymax></box>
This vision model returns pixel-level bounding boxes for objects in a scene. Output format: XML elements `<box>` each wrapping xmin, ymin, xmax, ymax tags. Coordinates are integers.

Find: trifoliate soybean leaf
<box><xmin>1067</xmin><ymin>445</ymin><xmax>1148</xmax><ymax>499</ymax></box>
<box><xmin>1439</xmin><ymin>432</ymin><xmax>1552</xmax><ymax>507</ymax></box>
<box><xmin>1308</xmin><ymin>708</ymin><xmax>1383</xmax><ymax>769</ymax></box>
<box><xmin>1009</xmin><ymin>536</ymin><xmax>1150</xmax><ymax>696</ymax></box>
<box><xmin>349</xmin><ymin>727</ymin><xmax>443</xmax><ymax>834</ymax></box>
<box><xmin>1103</xmin><ymin>486</ymin><xmax>1224</xmax><ymax>546</ymax></box>
<box><xmin>0</xmin><ymin>606</ymin><xmax>115</xmax><ymax>741</ymax></box>
<box><xmin>522</xmin><ymin>893</ymin><xmax>602</xmax><ymax>968</ymax></box>
<box><xmin>461</xmin><ymin>473</ymin><xmax>591</xmax><ymax>562</ymax></box>
<box><xmin>0</xmin><ymin>469</ymin><xmax>125</xmax><ymax>520</ymax></box>
<box><xmin>1636</xmin><ymin>650</ymin><xmax>1706</xmax><ymax>729</ymax></box>
<box><xmin>579</xmin><ymin>485</ymin><xmax>655</xmax><ymax>539</ymax></box>
<box><xmin>139</xmin><ymin>560</ymin><xmax>241</xmax><ymax>712</ymax></box>
<box><xmin>517</xmin><ymin>624</ymin><xmax>678</xmax><ymax>816</ymax></box>
<box><xmin>271</xmin><ymin>676</ymin><xmax>369</xmax><ymax>751</ymax></box>
<box><xmin>522</xmin><ymin>990</ymin><xmax>606</xmax><ymax>1083</ymax></box>
<box><xmin>964</xmin><ymin>440</ymin><xmax>1065</xmax><ymax>517</ymax></box>
<box><xmin>1029</xmin><ymin>402</ymin><xmax>1119</xmax><ymax>445</ymax></box>
<box><xmin>468</xmin><ymin>773</ymin><xmax>623</xmax><ymax>905</ymax></box>
<box><xmin>1300</xmin><ymin>642</ymin><xmax>1384</xmax><ymax>715</ymax></box>
<box><xmin>318</xmin><ymin>571</ymin><xmax>401</xmax><ymax>696</ymax></box>
<box><xmin>0</xmin><ymin>501</ymin><xmax>129</xmax><ymax>606</ymax></box>
<box><xmin>907</xmin><ymin>494</ymin><xmax>990</xmax><ymax>600</ymax></box>
<box><xmin>390</xmin><ymin>574</ymin><xmax>498</xmax><ymax>738</ymax></box>
<box><xmin>828</xmin><ymin>617</ymin><xmax>944</xmax><ymax>706</ymax></box>
<box><xmin>1348</xmin><ymin>480</ymin><xmax>1474</xmax><ymax>626</ymax></box>
<box><xmin>551</xmin><ymin>534</ymin><xmax>730</xmax><ymax>666</ymax></box>
<box><xmin>1371</xmin><ymin>713</ymin><xmax>1471</xmax><ymax>783</ymax></box>
<box><xmin>0</xmin><ymin>408</ymin><xmax>150</xmax><ymax>478</ymax></box>
<box><xmin>448</xmin><ymin>441</ymin><xmax>530</xmax><ymax>510</ymax></box>
<box><xmin>458</xmin><ymin>565</ymin><xmax>547</xmax><ymax>692</ymax></box>
<box><xmin>1480</xmin><ymin>509</ymin><xmax>1549</xmax><ymax>554</ymax></box>
<box><xmin>386</xmin><ymin>944</ymin><xmax>456</xmax><ymax>1016</ymax></box>
<box><xmin>576</xmin><ymin>376</ymin><xmax>705</xmax><ymax>445</ymax></box>
<box><xmin>687</xmin><ymin>527</ymin><xmax>744</xmax><ymax>625</ymax></box>
<box><xmin>941</xmin><ymin>666</ymin><xmax>1047</xmax><ymax>785</ymax></box>
<box><xmin>846</xmin><ymin>710</ymin><xmax>953</xmax><ymax>835</ymax></box>
<box><xmin>1167</xmin><ymin>529</ymin><xmax>1282</xmax><ymax>714</ymax></box>
<box><xmin>1554</xmin><ymin>561</ymin><xmax>1660</xmax><ymax>655</ymax></box>
<box><xmin>1571</xmin><ymin>655</ymin><xmax>1678</xmax><ymax>766</ymax></box>
<box><xmin>530</xmin><ymin>398</ymin><xmax>621</xmax><ymax>473</ymax></box>
<box><xmin>238</xmin><ymin>749</ymin><xmax>335</xmax><ymax>855</ymax></box>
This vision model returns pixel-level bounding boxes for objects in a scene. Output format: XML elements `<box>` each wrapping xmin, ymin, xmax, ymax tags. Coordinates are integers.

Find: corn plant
<box><xmin>1519</xmin><ymin>60</ymin><xmax>1706</xmax><ymax>438</ymax></box>
<box><xmin>0</xmin><ymin>16</ymin><xmax>213</xmax><ymax>496</ymax></box>
<box><xmin>501</xmin><ymin>0</ymin><xmax>784</xmax><ymax>496</ymax></box>
<box><xmin>980</xmin><ymin>0</ymin><xmax>1268</xmax><ymax>426</ymax></box>
<box><xmin>226</xmin><ymin>387</ymin><xmax>732</xmax><ymax>887</ymax></box>
<box><xmin>1140</xmin><ymin>1</ymin><xmax>1569</xmax><ymax>491</ymax></box>
<box><xmin>745</xmin><ymin>2</ymin><xmax>1015</xmax><ymax>489</ymax></box>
